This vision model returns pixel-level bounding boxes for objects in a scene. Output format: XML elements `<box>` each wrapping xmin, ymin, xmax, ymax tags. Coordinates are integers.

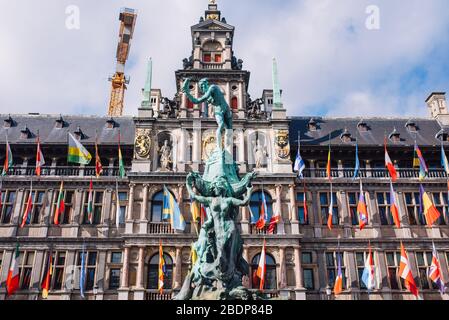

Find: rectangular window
<box><xmin>53</xmin><ymin>191</ymin><xmax>74</xmax><ymax>225</ymax></box>
<box><xmin>348</xmin><ymin>192</ymin><xmax>361</xmax><ymax>226</ymax></box>
<box><xmin>111</xmin><ymin>252</ymin><xmax>122</xmax><ymax>264</ymax></box>
<box><xmin>319</xmin><ymin>192</ymin><xmax>338</xmax><ymax>226</ymax></box>
<box><xmin>214</xmin><ymin>54</ymin><xmax>222</xmax><ymax>63</ymax></box>
<box><xmin>19</xmin><ymin>251</ymin><xmax>34</xmax><ymax>290</ymax></box>
<box><xmin>302</xmin><ymin>252</ymin><xmax>315</xmax><ymax>290</ymax></box>
<box><xmin>23</xmin><ymin>191</ymin><xmax>46</xmax><ymax>225</ymax></box>
<box><xmin>109</xmin><ymin>269</ymin><xmax>121</xmax><ymax>289</ymax></box>
<box><xmin>296</xmin><ymin>192</ymin><xmax>309</xmax><ymax>225</ymax></box>
<box><xmin>116</xmin><ymin>192</ymin><xmax>128</xmax><ymax>225</ymax></box>
<box><xmin>203</xmin><ymin>53</ymin><xmax>211</xmax><ymax>63</ymax></box>
<box><xmin>325</xmin><ymin>252</ymin><xmax>346</xmax><ymax>289</ymax></box>
<box><xmin>404</xmin><ymin>192</ymin><xmax>424</xmax><ymax>225</ymax></box>
<box><xmin>376</xmin><ymin>192</ymin><xmax>394</xmax><ymax>226</ymax></box>
<box><xmin>83</xmin><ymin>191</ymin><xmax>103</xmax><ymax>225</ymax></box>
<box><xmin>355</xmin><ymin>252</ymin><xmax>375</xmax><ymax>290</ymax></box>
<box><xmin>415</xmin><ymin>252</ymin><xmax>438</xmax><ymax>290</ymax></box>
<box><xmin>386</xmin><ymin>252</ymin><xmax>404</xmax><ymax>290</ymax></box>
<box><xmin>77</xmin><ymin>251</ymin><xmax>97</xmax><ymax>291</ymax></box>
<box><xmin>1</xmin><ymin>191</ymin><xmax>16</xmax><ymax>224</ymax></box>
<box><xmin>51</xmin><ymin>252</ymin><xmax>66</xmax><ymax>290</ymax></box>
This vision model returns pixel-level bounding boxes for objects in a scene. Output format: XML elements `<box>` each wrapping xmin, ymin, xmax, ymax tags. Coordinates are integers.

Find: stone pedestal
<box><xmin>134</xmin><ymin>289</ymin><xmax>145</xmax><ymax>301</ymax></box>
<box><xmin>118</xmin><ymin>289</ymin><xmax>129</xmax><ymax>300</ymax></box>
<box><xmin>295</xmin><ymin>289</ymin><xmax>307</xmax><ymax>300</ymax></box>
<box><xmin>139</xmin><ymin>220</ymin><xmax>148</xmax><ymax>234</ymax></box>
<box><xmin>125</xmin><ymin>221</ymin><xmax>134</xmax><ymax>234</ymax></box>
<box><xmin>132</xmin><ymin>161</ymin><xmax>152</xmax><ymax>173</ymax></box>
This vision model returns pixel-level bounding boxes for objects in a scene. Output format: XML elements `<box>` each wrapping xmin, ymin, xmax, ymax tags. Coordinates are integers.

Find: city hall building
<box><xmin>0</xmin><ymin>2</ymin><xmax>448</xmax><ymax>300</ymax></box>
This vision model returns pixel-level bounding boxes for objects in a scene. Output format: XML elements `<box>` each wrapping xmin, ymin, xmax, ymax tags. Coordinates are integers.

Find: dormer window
<box><xmin>436</xmin><ymin>129</ymin><xmax>449</xmax><ymax>142</ymax></box>
<box><xmin>55</xmin><ymin>115</ymin><xmax>66</xmax><ymax>129</ymax></box>
<box><xmin>357</xmin><ymin>119</ymin><xmax>369</xmax><ymax>132</ymax></box>
<box><xmin>202</xmin><ymin>41</ymin><xmax>223</xmax><ymax>64</ymax></box>
<box><xmin>308</xmin><ymin>118</ymin><xmax>318</xmax><ymax>132</ymax></box>
<box><xmin>3</xmin><ymin>115</ymin><xmax>14</xmax><ymax>128</ymax></box>
<box><xmin>106</xmin><ymin>118</ymin><xmax>116</xmax><ymax>129</ymax></box>
<box><xmin>405</xmin><ymin>120</ymin><xmax>418</xmax><ymax>133</ymax></box>
<box><xmin>340</xmin><ymin>128</ymin><xmax>352</xmax><ymax>143</ymax></box>
<box><xmin>74</xmin><ymin>126</ymin><xmax>87</xmax><ymax>140</ymax></box>
<box><xmin>389</xmin><ymin>128</ymin><xmax>401</xmax><ymax>143</ymax></box>
<box><xmin>20</xmin><ymin>125</ymin><xmax>31</xmax><ymax>139</ymax></box>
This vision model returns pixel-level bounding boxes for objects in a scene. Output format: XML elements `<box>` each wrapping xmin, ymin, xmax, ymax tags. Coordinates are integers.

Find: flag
<box><xmin>35</xmin><ymin>135</ymin><xmax>45</xmax><ymax>176</ymax></box>
<box><xmin>162</xmin><ymin>186</ymin><xmax>186</xmax><ymax>231</ymax></box>
<box><xmin>267</xmin><ymin>208</ymin><xmax>280</xmax><ymax>235</ymax></box>
<box><xmin>20</xmin><ymin>186</ymin><xmax>33</xmax><ymax>228</ymax></box>
<box><xmin>41</xmin><ymin>251</ymin><xmax>53</xmax><ymax>299</ymax></box>
<box><xmin>54</xmin><ymin>181</ymin><xmax>65</xmax><ymax>225</ymax></box>
<box><xmin>414</xmin><ymin>143</ymin><xmax>428</xmax><ymax>181</ymax></box>
<box><xmin>334</xmin><ymin>253</ymin><xmax>343</xmax><ymax>295</ymax></box>
<box><xmin>190</xmin><ymin>243</ymin><xmax>198</xmax><ymax>267</ymax></box>
<box><xmin>326</xmin><ymin>148</ymin><xmax>332</xmax><ymax>181</ymax></box>
<box><xmin>68</xmin><ymin>132</ymin><xmax>92</xmax><ymax>165</ymax></box>
<box><xmin>256</xmin><ymin>239</ymin><xmax>266</xmax><ymax>291</ymax></box>
<box><xmin>2</xmin><ymin>138</ymin><xmax>13</xmax><ymax>176</ymax></box>
<box><xmin>385</xmin><ymin>139</ymin><xmax>398</xmax><ymax>182</ymax></box>
<box><xmin>353</xmin><ymin>142</ymin><xmax>360</xmax><ymax>180</ymax></box>
<box><xmin>118</xmin><ymin>132</ymin><xmax>126</xmax><ymax>179</ymax></box>
<box><xmin>389</xmin><ymin>181</ymin><xmax>401</xmax><ymax>228</ymax></box>
<box><xmin>399</xmin><ymin>242</ymin><xmax>419</xmax><ymax>298</ymax></box>
<box><xmin>294</xmin><ymin>150</ymin><xmax>306</xmax><ymax>178</ymax></box>
<box><xmin>6</xmin><ymin>243</ymin><xmax>20</xmax><ymax>296</ymax></box>
<box><xmin>419</xmin><ymin>184</ymin><xmax>425</xmax><ymax>221</ymax></box>
<box><xmin>190</xmin><ymin>198</ymin><xmax>200</xmax><ymax>235</ymax></box>
<box><xmin>441</xmin><ymin>144</ymin><xmax>449</xmax><ymax>175</ymax></box>
<box><xmin>158</xmin><ymin>241</ymin><xmax>166</xmax><ymax>294</ymax></box>
<box><xmin>200</xmin><ymin>204</ymin><xmax>207</xmax><ymax>226</ymax></box>
<box><xmin>303</xmin><ymin>181</ymin><xmax>308</xmax><ymax>223</ymax></box>
<box><xmin>248</xmin><ymin>205</ymin><xmax>258</xmax><ymax>224</ymax></box>
<box><xmin>80</xmin><ymin>246</ymin><xmax>86</xmax><ymax>299</ymax></box>
<box><xmin>87</xmin><ymin>178</ymin><xmax>94</xmax><ymax>224</ymax></box>
<box><xmin>327</xmin><ymin>186</ymin><xmax>334</xmax><ymax>230</ymax></box>
<box><xmin>422</xmin><ymin>188</ymin><xmax>441</xmax><ymax>226</ymax></box>
<box><xmin>357</xmin><ymin>182</ymin><xmax>368</xmax><ymax>231</ymax></box>
<box><xmin>0</xmin><ymin>183</ymin><xmax>3</xmax><ymax>213</ymax></box>
<box><xmin>428</xmin><ymin>243</ymin><xmax>446</xmax><ymax>295</ymax></box>
<box><xmin>361</xmin><ymin>244</ymin><xmax>376</xmax><ymax>291</ymax></box>
<box><xmin>115</xmin><ymin>180</ymin><xmax>122</xmax><ymax>228</ymax></box>
<box><xmin>255</xmin><ymin>191</ymin><xmax>268</xmax><ymax>230</ymax></box>
<box><xmin>95</xmin><ymin>139</ymin><xmax>103</xmax><ymax>178</ymax></box>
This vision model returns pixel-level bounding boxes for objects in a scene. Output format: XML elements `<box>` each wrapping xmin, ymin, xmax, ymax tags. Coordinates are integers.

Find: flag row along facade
<box><xmin>1</xmin><ymin>2</ymin><xmax>449</xmax><ymax>300</ymax></box>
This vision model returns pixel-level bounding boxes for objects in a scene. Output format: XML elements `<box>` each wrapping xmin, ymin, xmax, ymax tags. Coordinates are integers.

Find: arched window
<box><xmin>147</xmin><ymin>253</ymin><xmax>173</xmax><ymax>290</ymax></box>
<box><xmin>251</xmin><ymin>253</ymin><xmax>277</xmax><ymax>290</ymax></box>
<box><xmin>249</xmin><ymin>191</ymin><xmax>273</xmax><ymax>223</ymax></box>
<box><xmin>231</xmin><ymin>97</ymin><xmax>238</xmax><ymax>110</ymax></box>
<box><xmin>202</xmin><ymin>40</ymin><xmax>223</xmax><ymax>64</ymax></box>
<box><xmin>150</xmin><ymin>189</ymin><xmax>176</xmax><ymax>223</ymax></box>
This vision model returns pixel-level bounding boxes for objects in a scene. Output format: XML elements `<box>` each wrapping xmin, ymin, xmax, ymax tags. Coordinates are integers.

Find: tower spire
<box><xmin>205</xmin><ymin>0</ymin><xmax>221</xmax><ymax>20</ymax></box>
<box><xmin>141</xmin><ymin>58</ymin><xmax>152</xmax><ymax>108</ymax></box>
<box><xmin>272</xmin><ymin>57</ymin><xmax>282</xmax><ymax>108</ymax></box>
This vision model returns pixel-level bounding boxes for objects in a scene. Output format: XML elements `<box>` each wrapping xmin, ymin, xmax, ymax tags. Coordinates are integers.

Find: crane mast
<box><xmin>108</xmin><ymin>8</ymin><xmax>137</xmax><ymax>117</ymax></box>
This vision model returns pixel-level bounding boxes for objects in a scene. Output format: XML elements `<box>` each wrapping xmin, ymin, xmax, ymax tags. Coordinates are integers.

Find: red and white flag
<box><xmin>20</xmin><ymin>184</ymin><xmax>33</xmax><ymax>228</ymax></box>
<box><xmin>256</xmin><ymin>239</ymin><xmax>267</xmax><ymax>291</ymax></box>
<box><xmin>385</xmin><ymin>138</ymin><xmax>398</xmax><ymax>182</ymax></box>
<box><xmin>399</xmin><ymin>242</ymin><xmax>419</xmax><ymax>298</ymax></box>
<box><xmin>327</xmin><ymin>184</ymin><xmax>334</xmax><ymax>230</ymax></box>
<box><xmin>35</xmin><ymin>135</ymin><xmax>45</xmax><ymax>177</ymax></box>
<box><xmin>6</xmin><ymin>244</ymin><xmax>20</xmax><ymax>296</ymax></box>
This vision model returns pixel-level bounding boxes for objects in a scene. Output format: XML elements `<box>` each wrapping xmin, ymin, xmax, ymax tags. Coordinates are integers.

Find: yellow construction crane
<box><xmin>108</xmin><ymin>8</ymin><xmax>137</xmax><ymax>117</ymax></box>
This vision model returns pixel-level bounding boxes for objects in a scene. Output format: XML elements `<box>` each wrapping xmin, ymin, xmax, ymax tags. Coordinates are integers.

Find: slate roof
<box><xmin>0</xmin><ymin>114</ymin><xmax>135</xmax><ymax>145</ymax></box>
<box><xmin>289</xmin><ymin>117</ymin><xmax>445</xmax><ymax>147</ymax></box>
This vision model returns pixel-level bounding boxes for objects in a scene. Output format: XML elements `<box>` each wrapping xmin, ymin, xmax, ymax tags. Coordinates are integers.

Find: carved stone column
<box><xmin>289</xmin><ymin>184</ymin><xmax>299</xmax><ymax>235</ymax></box>
<box><xmin>275</xmin><ymin>185</ymin><xmax>285</xmax><ymax>235</ymax></box>
<box><xmin>294</xmin><ymin>246</ymin><xmax>306</xmax><ymax>300</ymax></box>
<box><xmin>134</xmin><ymin>247</ymin><xmax>146</xmax><ymax>300</ymax></box>
<box><xmin>174</xmin><ymin>247</ymin><xmax>182</xmax><ymax>290</ymax></box>
<box><xmin>125</xmin><ymin>184</ymin><xmax>135</xmax><ymax>234</ymax></box>
<box><xmin>279</xmin><ymin>247</ymin><xmax>287</xmax><ymax>289</ymax></box>
<box><xmin>139</xmin><ymin>184</ymin><xmax>149</xmax><ymax>234</ymax></box>
<box><xmin>120</xmin><ymin>247</ymin><xmax>130</xmax><ymax>289</ymax></box>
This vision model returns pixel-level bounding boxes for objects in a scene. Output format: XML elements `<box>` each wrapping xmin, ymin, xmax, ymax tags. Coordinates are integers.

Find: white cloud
<box><xmin>0</xmin><ymin>0</ymin><xmax>449</xmax><ymax>118</ymax></box>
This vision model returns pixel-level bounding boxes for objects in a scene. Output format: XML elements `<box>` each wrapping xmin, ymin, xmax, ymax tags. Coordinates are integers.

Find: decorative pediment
<box><xmin>191</xmin><ymin>20</ymin><xmax>234</xmax><ymax>33</ymax></box>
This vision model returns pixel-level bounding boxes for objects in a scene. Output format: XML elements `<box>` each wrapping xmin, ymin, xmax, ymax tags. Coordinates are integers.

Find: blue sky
<box><xmin>1</xmin><ymin>0</ymin><xmax>449</xmax><ymax>118</ymax></box>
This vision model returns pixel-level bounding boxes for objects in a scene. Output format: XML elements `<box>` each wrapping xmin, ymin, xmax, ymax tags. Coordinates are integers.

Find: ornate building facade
<box><xmin>0</xmin><ymin>2</ymin><xmax>448</xmax><ymax>300</ymax></box>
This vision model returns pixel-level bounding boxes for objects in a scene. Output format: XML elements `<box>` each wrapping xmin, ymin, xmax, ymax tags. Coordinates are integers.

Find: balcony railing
<box><xmin>250</xmin><ymin>225</ymin><xmax>276</xmax><ymax>235</ymax></box>
<box><xmin>145</xmin><ymin>290</ymin><xmax>173</xmax><ymax>300</ymax></box>
<box><xmin>2</xmin><ymin>166</ymin><xmax>131</xmax><ymax>177</ymax></box>
<box><xmin>201</xmin><ymin>62</ymin><xmax>224</xmax><ymax>70</ymax></box>
<box><xmin>148</xmin><ymin>223</ymin><xmax>174</xmax><ymax>235</ymax></box>
<box><xmin>303</xmin><ymin>168</ymin><xmax>448</xmax><ymax>180</ymax></box>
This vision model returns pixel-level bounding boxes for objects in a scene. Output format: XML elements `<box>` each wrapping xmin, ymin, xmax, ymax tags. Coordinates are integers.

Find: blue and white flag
<box><xmin>294</xmin><ymin>151</ymin><xmax>306</xmax><ymax>178</ymax></box>
<box><xmin>80</xmin><ymin>246</ymin><xmax>86</xmax><ymax>299</ymax></box>
<box><xmin>361</xmin><ymin>245</ymin><xmax>376</xmax><ymax>292</ymax></box>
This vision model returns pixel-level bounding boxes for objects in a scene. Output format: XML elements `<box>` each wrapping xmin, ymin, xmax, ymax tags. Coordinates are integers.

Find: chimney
<box><xmin>426</xmin><ymin>92</ymin><xmax>447</xmax><ymax>118</ymax></box>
